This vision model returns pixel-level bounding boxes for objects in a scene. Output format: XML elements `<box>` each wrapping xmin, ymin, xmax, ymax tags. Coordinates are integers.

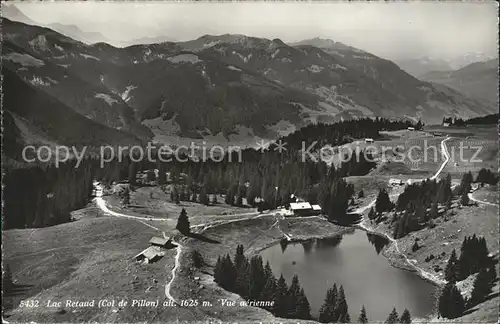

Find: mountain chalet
<box><xmin>281</xmin><ymin>202</ymin><xmax>322</xmax><ymax>217</ymax></box>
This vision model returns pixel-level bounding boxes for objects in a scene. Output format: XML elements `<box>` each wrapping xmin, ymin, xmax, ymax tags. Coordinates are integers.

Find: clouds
<box><xmin>14</xmin><ymin>1</ymin><xmax>499</xmax><ymax>60</ymax></box>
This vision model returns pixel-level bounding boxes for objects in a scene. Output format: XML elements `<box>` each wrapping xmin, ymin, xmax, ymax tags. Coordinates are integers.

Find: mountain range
<box><xmin>2</xmin><ymin>18</ymin><xmax>497</xmax><ymax>153</ymax></box>
<box><xmin>420</xmin><ymin>59</ymin><xmax>499</xmax><ymax>104</ymax></box>
<box><xmin>395</xmin><ymin>53</ymin><xmax>498</xmax><ymax>79</ymax></box>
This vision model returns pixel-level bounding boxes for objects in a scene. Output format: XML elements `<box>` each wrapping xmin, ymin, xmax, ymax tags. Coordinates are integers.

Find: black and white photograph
<box><xmin>1</xmin><ymin>1</ymin><xmax>499</xmax><ymax>323</ymax></box>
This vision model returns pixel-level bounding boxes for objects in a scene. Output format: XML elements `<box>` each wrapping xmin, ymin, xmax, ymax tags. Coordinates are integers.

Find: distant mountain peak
<box><xmin>1</xmin><ymin>3</ymin><xmax>37</xmax><ymax>25</ymax></box>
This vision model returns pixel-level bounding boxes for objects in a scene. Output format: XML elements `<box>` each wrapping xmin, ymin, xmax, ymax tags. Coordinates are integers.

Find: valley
<box><xmin>1</xmin><ymin>3</ymin><xmax>498</xmax><ymax>324</ymax></box>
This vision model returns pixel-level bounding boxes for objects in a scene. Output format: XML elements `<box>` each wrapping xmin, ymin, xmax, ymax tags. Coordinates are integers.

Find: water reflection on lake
<box><xmin>260</xmin><ymin>230</ymin><xmax>437</xmax><ymax>321</ymax></box>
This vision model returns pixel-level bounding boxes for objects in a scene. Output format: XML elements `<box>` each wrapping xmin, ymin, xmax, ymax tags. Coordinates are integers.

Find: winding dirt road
<box><xmin>356</xmin><ymin>137</ymin><xmax>452</xmax><ymax>286</ymax></box>
<box><xmin>93</xmin><ymin>182</ymin><xmax>275</xmax><ymax>303</ymax></box>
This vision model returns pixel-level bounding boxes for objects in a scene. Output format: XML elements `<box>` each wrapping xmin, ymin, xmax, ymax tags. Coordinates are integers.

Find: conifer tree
<box><xmin>368</xmin><ymin>207</ymin><xmax>376</xmax><ymax>220</ymax></box>
<box><xmin>445</xmin><ymin>249</ymin><xmax>459</xmax><ymax>282</ymax></box>
<box><xmin>221</xmin><ymin>254</ymin><xmax>237</xmax><ymax>291</ymax></box>
<box><xmin>274</xmin><ymin>274</ymin><xmax>289</xmax><ymax>317</ymax></box>
<box><xmin>200</xmin><ymin>187</ymin><xmax>210</xmax><ymax>205</ymax></box>
<box><xmin>460</xmin><ymin>191</ymin><xmax>469</xmax><ymax>206</ymax></box>
<box><xmin>376</xmin><ymin>188</ymin><xmax>392</xmax><ymax>213</ymax></box>
<box><xmin>287</xmin><ymin>274</ymin><xmax>302</xmax><ymax>318</ymax></box>
<box><xmin>412</xmin><ymin>240</ymin><xmax>420</xmax><ymax>252</ymax></box>
<box><xmin>319</xmin><ymin>284</ymin><xmax>338</xmax><ymax>323</ymax></box>
<box><xmin>236</xmin><ymin>195</ymin><xmax>243</xmax><ymax>206</ymax></box>
<box><xmin>296</xmin><ymin>287</ymin><xmax>311</xmax><ymax>320</ymax></box>
<box><xmin>358</xmin><ymin>305</ymin><xmax>368</xmax><ymax>324</ymax></box>
<box><xmin>146</xmin><ymin>170</ymin><xmax>156</xmax><ymax>182</ymax></box>
<box><xmin>249</xmin><ymin>255</ymin><xmax>266</xmax><ymax>300</ymax></box>
<box><xmin>235</xmin><ymin>257</ymin><xmax>251</xmax><ymax>298</ymax></box>
<box><xmin>234</xmin><ymin>245</ymin><xmax>246</xmax><ymax>270</ymax></box>
<box><xmin>438</xmin><ymin>281</ymin><xmax>465</xmax><ymax>319</ymax></box>
<box><xmin>260</xmin><ymin>266</ymin><xmax>277</xmax><ymax>311</ymax></box>
<box><xmin>430</xmin><ymin>201</ymin><xmax>439</xmax><ymax>219</ymax></box>
<box><xmin>225</xmin><ymin>189</ymin><xmax>234</xmax><ymax>205</ymax></box>
<box><xmin>400</xmin><ymin>308</ymin><xmax>412</xmax><ymax>324</ymax></box>
<box><xmin>333</xmin><ymin>285</ymin><xmax>348</xmax><ymax>322</ymax></box>
<box><xmin>128</xmin><ymin>162</ymin><xmax>137</xmax><ymax>184</ymax></box>
<box><xmin>170</xmin><ymin>187</ymin><xmax>177</xmax><ymax>202</ymax></box>
<box><xmin>385</xmin><ymin>307</ymin><xmax>399</xmax><ymax>324</ymax></box>
<box><xmin>176</xmin><ymin>208</ymin><xmax>190</xmax><ymax>235</ymax></box>
<box><xmin>214</xmin><ymin>256</ymin><xmax>223</xmax><ymax>284</ymax></box>
<box><xmin>191</xmin><ymin>250</ymin><xmax>204</xmax><ymax>268</ymax></box>
<box><xmin>468</xmin><ymin>267</ymin><xmax>495</xmax><ymax>307</ymax></box>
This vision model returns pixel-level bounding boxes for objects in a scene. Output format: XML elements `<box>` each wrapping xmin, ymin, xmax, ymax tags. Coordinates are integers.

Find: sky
<box><xmin>9</xmin><ymin>1</ymin><xmax>500</xmax><ymax>60</ymax></box>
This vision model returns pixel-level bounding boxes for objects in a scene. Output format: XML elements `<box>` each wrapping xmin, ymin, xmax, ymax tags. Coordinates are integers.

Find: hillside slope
<box><xmin>2</xmin><ymin>19</ymin><xmax>497</xmax><ymax>145</ymax></box>
<box><xmin>188</xmin><ymin>35</ymin><xmax>496</xmax><ymax>123</ymax></box>
<box><xmin>420</xmin><ymin>59</ymin><xmax>499</xmax><ymax>104</ymax></box>
<box><xmin>2</xmin><ymin>68</ymin><xmax>142</xmax><ymax>149</ymax></box>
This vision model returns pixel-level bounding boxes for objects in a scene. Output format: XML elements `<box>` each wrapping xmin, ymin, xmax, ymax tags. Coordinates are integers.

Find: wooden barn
<box><xmin>149</xmin><ymin>236</ymin><xmax>173</xmax><ymax>248</ymax></box>
<box><xmin>134</xmin><ymin>246</ymin><xmax>164</xmax><ymax>263</ymax></box>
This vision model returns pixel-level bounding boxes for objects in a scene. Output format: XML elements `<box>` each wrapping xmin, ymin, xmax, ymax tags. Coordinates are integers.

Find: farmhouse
<box><xmin>407</xmin><ymin>127</ymin><xmax>415</xmax><ymax>131</ymax></box>
<box><xmin>289</xmin><ymin>202</ymin><xmax>322</xmax><ymax>217</ymax></box>
<box><xmin>134</xmin><ymin>246</ymin><xmax>164</xmax><ymax>263</ymax></box>
<box><xmin>364</xmin><ymin>138</ymin><xmax>374</xmax><ymax>143</ymax></box>
<box><xmin>389</xmin><ymin>178</ymin><xmax>404</xmax><ymax>186</ymax></box>
<box><xmin>149</xmin><ymin>236</ymin><xmax>172</xmax><ymax>248</ymax></box>
<box><xmin>443</xmin><ymin>123</ymin><xmax>450</xmax><ymax>127</ymax></box>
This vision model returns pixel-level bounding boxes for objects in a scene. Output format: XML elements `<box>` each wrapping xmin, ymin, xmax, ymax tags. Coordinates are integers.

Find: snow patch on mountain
<box><xmin>330</xmin><ymin>64</ymin><xmax>347</xmax><ymax>71</ymax></box>
<box><xmin>271</xmin><ymin>49</ymin><xmax>280</xmax><ymax>59</ymax></box>
<box><xmin>227</xmin><ymin>65</ymin><xmax>242</xmax><ymax>72</ymax></box>
<box><xmin>281</xmin><ymin>58</ymin><xmax>292</xmax><ymax>63</ymax></box>
<box><xmin>94</xmin><ymin>93</ymin><xmax>118</xmax><ymax>106</ymax></box>
<box><xmin>167</xmin><ymin>54</ymin><xmax>201</xmax><ymax>64</ymax></box>
<box><xmin>57</xmin><ymin>63</ymin><xmax>71</xmax><ymax>68</ymax></box>
<box><xmin>307</xmin><ymin>65</ymin><xmax>324</xmax><ymax>73</ymax></box>
<box><xmin>232</xmin><ymin>51</ymin><xmax>252</xmax><ymax>63</ymax></box>
<box><xmin>352</xmin><ymin>55</ymin><xmax>373</xmax><ymax>60</ymax></box>
<box><xmin>121</xmin><ymin>85</ymin><xmax>137</xmax><ymax>102</ymax></box>
<box><xmin>29</xmin><ymin>76</ymin><xmax>51</xmax><ymax>87</ymax></box>
<box><xmin>4</xmin><ymin>52</ymin><xmax>45</xmax><ymax>67</ymax></box>
<box><xmin>54</xmin><ymin>44</ymin><xmax>64</xmax><ymax>52</ymax></box>
<box><xmin>328</xmin><ymin>51</ymin><xmax>345</xmax><ymax>57</ymax></box>
<box><xmin>203</xmin><ymin>41</ymin><xmax>221</xmax><ymax>48</ymax></box>
<box><xmin>80</xmin><ymin>53</ymin><xmax>100</xmax><ymax>61</ymax></box>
